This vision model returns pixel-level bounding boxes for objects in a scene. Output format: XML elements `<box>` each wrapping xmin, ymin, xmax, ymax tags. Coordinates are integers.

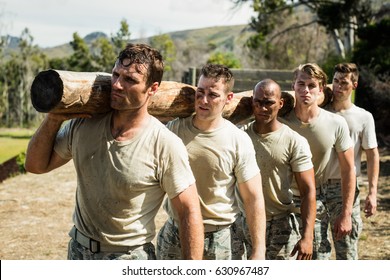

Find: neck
<box><xmin>192</xmin><ymin>115</ymin><xmax>224</xmax><ymax>132</ymax></box>
<box><xmin>331</xmin><ymin>98</ymin><xmax>353</xmax><ymax>112</ymax></box>
<box><xmin>111</xmin><ymin>109</ymin><xmax>150</xmax><ymax>140</ymax></box>
<box><xmin>254</xmin><ymin>119</ymin><xmax>281</xmax><ymax>135</ymax></box>
<box><xmin>294</xmin><ymin>103</ymin><xmax>320</xmax><ymax>123</ymax></box>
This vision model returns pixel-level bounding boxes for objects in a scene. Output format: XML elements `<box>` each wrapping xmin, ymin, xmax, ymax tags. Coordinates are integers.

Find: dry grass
<box><xmin>0</xmin><ymin>152</ymin><xmax>389</xmax><ymax>260</ymax></box>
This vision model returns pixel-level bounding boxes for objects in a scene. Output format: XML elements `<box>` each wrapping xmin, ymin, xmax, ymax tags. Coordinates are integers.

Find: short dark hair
<box><xmin>334</xmin><ymin>63</ymin><xmax>359</xmax><ymax>83</ymax></box>
<box><xmin>199</xmin><ymin>64</ymin><xmax>235</xmax><ymax>93</ymax></box>
<box><xmin>117</xmin><ymin>43</ymin><xmax>164</xmax><ymax>87</ymax></box>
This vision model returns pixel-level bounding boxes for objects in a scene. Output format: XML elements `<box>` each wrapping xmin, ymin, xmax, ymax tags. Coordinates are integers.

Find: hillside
<box><xmin>33</xmin><ymin>25</ymin><xmax>253</xmax><ymax>60</ymax></box>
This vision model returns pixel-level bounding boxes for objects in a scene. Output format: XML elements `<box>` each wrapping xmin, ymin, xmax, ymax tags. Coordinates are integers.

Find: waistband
<box><xmin>168</xmin><ymin>217</ymin><xmax>232</xmax><ymax>233</ymax></box>
<box><xmin>326</xmin><ymin>178</ymin><xmax>341</xmax><ymax>184</ymax></box>
<box><xmin>69</xmin><ymin>226</ymin><xmax>145</xmax><ymax>253</ymax></box>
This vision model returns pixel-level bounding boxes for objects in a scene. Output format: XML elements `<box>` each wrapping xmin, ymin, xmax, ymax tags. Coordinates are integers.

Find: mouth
<box><xmin>111</xmin><ymin>91</ymin><xmax>123</xmax><ymax>99</ymax></box>
<box><xmin>197</xmin><ymin>106</ymin><xmax>209</xmax><ymax>111</ymax></box>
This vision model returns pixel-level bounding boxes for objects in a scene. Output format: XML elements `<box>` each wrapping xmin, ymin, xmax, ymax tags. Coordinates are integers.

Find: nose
<box><xmin>112</xmin><ymin>77</ymin><xmax>123</xmax><ymax>90</ymax></box>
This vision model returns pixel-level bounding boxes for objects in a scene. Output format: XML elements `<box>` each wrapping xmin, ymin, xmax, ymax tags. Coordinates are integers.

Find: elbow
<box><xmin>24</xmin><ymin>159</ymin><xmax>47</xmax><ymax>174</ymax></box>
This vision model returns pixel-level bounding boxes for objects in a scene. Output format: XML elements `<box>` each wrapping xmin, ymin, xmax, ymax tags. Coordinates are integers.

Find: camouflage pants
<box><xmin>312</xmin><ymin>181</ymin><xmax>363</xmax><ymax>260</ymax></box>
<box><xmin>156</xmin><ymin>217</ymin><xmax>245</xmax><ymax>260</ymax></box>
<box><xmin>240</xmin><ymin>213</ymin><xmax>301</xmax><ymax>260</ymax></box>
<box><xmin>67</xmin><ymin>238</ymin><xmax>156</xmax><ymax>260</ymax></box>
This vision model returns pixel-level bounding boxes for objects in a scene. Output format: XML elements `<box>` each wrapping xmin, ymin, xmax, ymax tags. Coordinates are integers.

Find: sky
<box><xmin>0</xmin><ymin>0</ymin><xmax>255</xmax><ymax>48</ymax></box>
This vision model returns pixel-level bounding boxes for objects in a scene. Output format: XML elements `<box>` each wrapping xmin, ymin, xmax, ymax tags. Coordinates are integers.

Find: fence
<box><xmin>182</xmin><ymin>67</ymin><xmax>294</xmax><ymax>92</ymax></box>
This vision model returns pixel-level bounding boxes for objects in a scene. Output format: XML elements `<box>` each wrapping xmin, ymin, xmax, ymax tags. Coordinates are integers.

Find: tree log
<box><xmin>30</xmin><ymin>69</ymin><xmax>256</xmax><ymax>124</ymax></box>
<box><xmin>30</xmin><ymin>70</ymin><xmax>332</xmax><ymax>124</ymax></box>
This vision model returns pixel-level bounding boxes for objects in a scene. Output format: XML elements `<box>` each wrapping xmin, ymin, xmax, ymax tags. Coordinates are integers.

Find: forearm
<box><xmin>340</xmin><ymin>171</ymin><xmax>356</xmax><ymax>215</ymax></box>
<box><xmin>299</xmin><ymin>196</ymin><xmax>315</xmax><ymax>241</ymax></box>
<box><xmin>339</xmin><ymin>149</ymin><xmax>356</xmax><ymax>216</ymax></box>
<box><xmin>178</xmin><ymin>210</ymin><xmax>204</xmax><ymax>259</ymax></box>
<box><xmin>244</xmin><ymin>201</ymin><xmax>266</xmax><ymax>259</ymax></box>
<box><xmin>25</xmin><ymin>115</ymin><xmax>64</xmax><ymax>173</ymax></box>
<box><xmin>366</xmin><ymin>148</ymin><xmax>379</xmax><ymax>196</ymax></box>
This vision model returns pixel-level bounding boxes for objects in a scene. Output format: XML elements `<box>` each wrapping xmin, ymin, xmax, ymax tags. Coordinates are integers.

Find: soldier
<box><xmin>157</xmin><ymin>64</ymin><xmax>266</xmax><ymax>260</ymax></box>
<box><xmin>280</xmin><ymin>63</ymin><xmax>356</xmax><ymax>260</ymax></box>
<box><xmin>25</xmin><ymin>43</ymin><xmax>204</xmax><ymax>260</ymax></box>
<box><xmin>325</xmin><ymin>62</ymin><xmax>379</xmax><ymax>259</ymax></box>
<box><xmin>241</xmin><ymin>79</ymin><xmax>316</xmax><ymax>260</ymax></box>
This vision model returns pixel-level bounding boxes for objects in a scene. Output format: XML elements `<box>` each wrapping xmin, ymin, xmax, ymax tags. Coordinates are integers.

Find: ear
<box><xmin>352</xmin><ymin>82</ymin><xmax>358</xmax><ymax>90</ymax></box>
<box><xmin>279</xmin><ymin>97</ymin><xmax>284</xmax><ymax>109</ymax></box>
<box><xmin>225</xmin><ymin>92</ymin><xmax>234</xmax><ymax>104</ymax></box>
<box><xmin>148</xmin><ymin>82</ymin><xmax>159</xmax><ymax>96</ymax></box>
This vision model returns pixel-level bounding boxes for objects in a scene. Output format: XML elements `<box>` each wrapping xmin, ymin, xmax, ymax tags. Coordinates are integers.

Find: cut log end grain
<box><xmin>30</xmin><ymin>70</ymin><xmax>63</xmax><ymax>113</ymax></box>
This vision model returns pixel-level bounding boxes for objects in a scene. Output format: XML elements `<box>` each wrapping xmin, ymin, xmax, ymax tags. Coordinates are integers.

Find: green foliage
<box><xmin>92</xmin><ymin>37</ymin><xmax>116</xmax><ymax>72</ymax></box>
<box><xmin>207</xmin><ymin>51</ymin><xmax>241</xmax><ymax>68</ymax></box>
<box><xmin>149</xmin><ymin>34</ymin><xmax>177</xmax><ymax>80</ymax></box>
<box><xmin>16</xmin><ymin>151</ymin><xmax>26</xmax><ymax>173</ymax></box>
<box><xmin>353</xmin><ymin>18</ymin><xmax>390</xmax><ymax>77</ymax></box>
<box><xmin>0</xmin><ymin>28</ymin><xmax>48</xmax><ymax>127</ymax></box>
<box><xmin>111</xmin><ymin>19</ymin><xmax>131</xmax><ymax>53</ymax></box>
<box><xmin>67</xmin><ymin>32</ymin><xmax>97</xmax><ymax>72</ymax></box>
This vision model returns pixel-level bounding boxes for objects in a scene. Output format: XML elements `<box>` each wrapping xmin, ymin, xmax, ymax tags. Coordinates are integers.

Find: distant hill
<box><xmin>33</xmin><ymin>25</ymin><xmax>254</xmax><ymax>62</ymax></box>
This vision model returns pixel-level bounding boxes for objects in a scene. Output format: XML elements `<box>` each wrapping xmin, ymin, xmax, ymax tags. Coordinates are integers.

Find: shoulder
<box><xmin>166</xmin><ymin>116</ymin><xmax>191</xmax><ymax>132</ymax></box>
<box><xmin>320</xmin><ymin>108</ymin><xmax>347</xmax><ymax>124</ymax></box>
<box><xmin>350</xmin><ymin>104</ymin><xmax>374</xmax><ymax>117</ymax></box>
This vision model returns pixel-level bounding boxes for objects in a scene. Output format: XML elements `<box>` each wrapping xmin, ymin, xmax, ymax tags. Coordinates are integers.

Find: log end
<box><xmin>30</xmin><ymin>69</ymin><xmax>63</xmax><ymax>113</ymax></box>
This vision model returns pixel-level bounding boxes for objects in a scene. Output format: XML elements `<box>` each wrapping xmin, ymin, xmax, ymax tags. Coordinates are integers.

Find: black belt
<box><xmin>69</xmin><ymin>226</ymin><xmax>142</xmax><ymax>253</ymax></box>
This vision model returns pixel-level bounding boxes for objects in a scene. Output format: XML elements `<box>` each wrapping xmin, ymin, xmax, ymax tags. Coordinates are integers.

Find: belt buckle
<box><xmin>90</xmin><ymin>239</ymin><xmax>100</xmax><ymax>253</ymax></box>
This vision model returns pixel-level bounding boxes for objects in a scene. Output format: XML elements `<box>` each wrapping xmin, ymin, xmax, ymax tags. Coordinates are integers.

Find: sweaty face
<box><xmin>110</xmin><ymin>61</ymin><xmax>150</xmax><ymax>111</ymax></box>
<box><xmin>252</xmin><ymin>86</ymin><xmax>282</xmax><ymax>125</ymax></box>
<box><xmin>332</xmin><ymin>72</ymin><xmax>356</xmax><ymax>102</ymax></box>
<box><xmin>293</xmin><ymin>71</ymin><xmax>322</xmax><ymax>106</ymax></box>
<box><xmin>194</xmin><ymin>76</ymin><xmax>231</xmax><ymax>122</ymax></box>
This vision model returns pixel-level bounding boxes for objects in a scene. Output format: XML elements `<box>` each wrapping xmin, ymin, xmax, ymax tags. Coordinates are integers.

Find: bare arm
<box><xmin>334</xmin><ymin>147</ymin><xmax>356</xmax><ymax>240</ymax></box>
<box><xmin>238</xmin><ymin>173</ymin><xmax>266</xmax><ymax>260</ymax></box>
<box><xmin>170</xmin><ymin>183</ymin><xmax>204</xmax><ymax>260</ymax></box>
<box><xmin>364</xmin><ymin>148</ymin><xmax>379</xmax><ymax>217</ymax></box>
<box><xmin>25</xmin><ymin>113</ymin><xmax>89</xmax><ymax>174</ymax></box>
<box><xmin>291</xmin><ymin>168</ymin><xmax>316</xmax><ymax>260</ymax></box>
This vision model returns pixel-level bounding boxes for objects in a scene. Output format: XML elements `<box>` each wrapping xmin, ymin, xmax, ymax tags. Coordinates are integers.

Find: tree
<box><xmin>232</xmin><ymin>0</ymin><xmax>381</xmax><ymax>59</ymax></box>
<box><xmin>0</xmin><ymin>28</ymin><xmax>47</xmax><ymax>127</ymax></box>
<box><xmin>111</xmin><ymin>19</ymin><xmax>131</xmax><ymax>53</ymax></box>
<box><xmin>149</xmin><ymin>34</ymin><xmax>177</xmax><ymax>80</ymax></box>
<box><xmin>207</xmin><ymin>51</ymin><xmax>242</xmax><ymax>68</ymax></box>
<box><xmin>92</xmin><ymin>37</ymin><xmax>116</xmax><ymax>72</ymax></box>
<box><xmin>67</xmin><ymin>32</ymin><xmax>97</xmax><ymax>72</ymax></box>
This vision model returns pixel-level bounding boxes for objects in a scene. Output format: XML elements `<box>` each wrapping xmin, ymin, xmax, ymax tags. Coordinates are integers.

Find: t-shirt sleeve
<box><xmin>290</xmin><ymin>134</ymin><xmax>314</xmax><ymax>173</ymax></box>
<box><xmin>335</xmin><ymin>116</ymin><xmax>353</xmax><ymax>152</ymax></box>
<box><xmin>53</xmin><ymin>120</ymin><xmax>75</xmax><ymax>160</ymax></box>
<box><xmin>234</xmin><ymin>132</ymin><xmax>260</xmax><ymax>184</ymax></box>
<box><xmin>362</xmin><ymin>112</ymin><xmax>378</xmax><ymax>150</ymax></box>
<box><xmin>158</xmin><ymin>130</ymin><xmax>196</xmax><ymax>199</ymax></box>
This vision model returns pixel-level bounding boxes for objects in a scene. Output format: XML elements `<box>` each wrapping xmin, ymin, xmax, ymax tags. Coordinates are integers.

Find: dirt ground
<box><xmin>0</xmin><ymin>150</ymin><xmax>389</xmax><ymax>260</ymax></box>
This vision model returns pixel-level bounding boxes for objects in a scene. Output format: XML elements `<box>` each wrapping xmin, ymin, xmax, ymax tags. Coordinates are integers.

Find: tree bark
<box><xmin>30</xmin><ymin>70</ymin><xmax>330</xmax><ymax>125</ymax></box>
<box><xmin>30</xmin><ymin>70</ymin><xmax>255</xmax><ymax>124</ymax></box>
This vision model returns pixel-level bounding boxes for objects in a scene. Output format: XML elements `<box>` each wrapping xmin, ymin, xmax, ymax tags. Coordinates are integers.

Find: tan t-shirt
<box><xmin>280</xmin><ymin>108</ymin><xmax>353</xmax><ymax>186</ymax></box>
<box><xmin>326</xmin><ymin>104</ymin><xmax>378</xmax><ymax>177</ymax></box>
<box><xmin>165</xmin><ymin>116</ymin><xmax>260</xmax><ymax>226</ymax></box>
<box><xmin>245</xmin><ymin>122</ymin><xmax>313</xmax><ymax>220</ymax></box>
<box><xmin>54</xmin><ymin>113</ymin><xmax>195</xmax><ymax>247</ymax></box>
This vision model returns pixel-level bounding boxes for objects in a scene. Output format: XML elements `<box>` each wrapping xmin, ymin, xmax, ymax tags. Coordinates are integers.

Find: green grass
<box><xmin>0</xmin><ymin>128</ymin><xmax>34</xmax><ymax>164</ymax></box>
